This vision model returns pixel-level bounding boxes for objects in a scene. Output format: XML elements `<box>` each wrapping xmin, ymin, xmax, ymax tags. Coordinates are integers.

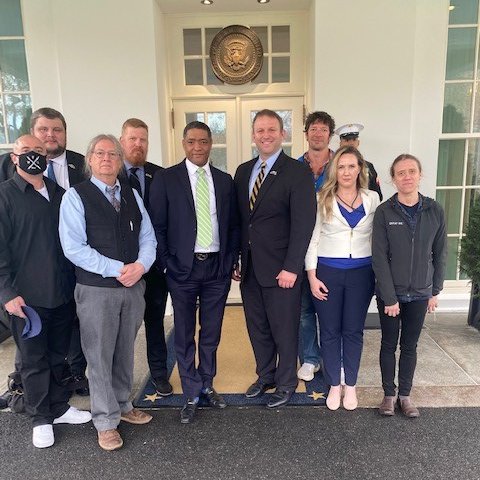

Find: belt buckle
<box><xmin>195</xmin><ymin>253</ymin><xmax>208</xmax><ymax>261</ymax></box>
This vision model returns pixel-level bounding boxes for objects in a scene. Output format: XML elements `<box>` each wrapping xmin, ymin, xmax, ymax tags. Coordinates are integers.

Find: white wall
<box><xmin>310</xmin><ymin>0</ymin><xmax>449</xmax><ymax>200</ymax></box>
<box><xmin>22</xmin><ymin>0</ymin><xmax>166</xmax><ymax>165</ymax></box>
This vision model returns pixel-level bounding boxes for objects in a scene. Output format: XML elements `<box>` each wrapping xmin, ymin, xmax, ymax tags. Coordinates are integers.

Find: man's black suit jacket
<box><xmin>149</xmin><ymin>160</ymin><xmax>240</xmax><ymax>282</ymax></box>
<box><xmin>120</xmin><ymin>161</ymin><xmax>161</xmax><ymax>211</ymax></box>
<box><xmin>234</xmin><ymin>151</ymin><xmax>316</xmax><ymax>288</ymax></box>
<box><xmin>0</xmin><ymin>149</ymin><xmax>86</xmax><ymax>185</ymax></box>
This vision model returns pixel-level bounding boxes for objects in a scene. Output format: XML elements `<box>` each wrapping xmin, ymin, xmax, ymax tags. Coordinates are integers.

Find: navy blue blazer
<box><xmin>234</xmin><ymin>151</ymin><xmax>316</xmax><ymax>287</ymax></box>
<box><xmin>149</xmin><ymin>160</ymin><xmax>240</xmax><ymax>282</ymax></box>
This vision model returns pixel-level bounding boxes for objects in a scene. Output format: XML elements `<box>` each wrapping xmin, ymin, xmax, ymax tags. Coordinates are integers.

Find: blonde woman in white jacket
<box><xmin>305</xmin><ymin>146</ymin><xmax>380</xmax><ymax>411</ymax></box>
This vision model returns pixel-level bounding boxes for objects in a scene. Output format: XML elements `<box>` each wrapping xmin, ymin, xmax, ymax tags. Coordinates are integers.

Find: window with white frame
<box><xmin>437</xmin><ymin>0</ymin><xmax>480</xmax><ymax>280</ymax></box>
<box><xmin>0</xmin><ymin>0</ymin><xmax>31</xmax><ymax>155</ymax></box>
<box><xmin>182</xmin><ymin>25</ymin><xmax>290</xmax><ymax>86</ymax></box>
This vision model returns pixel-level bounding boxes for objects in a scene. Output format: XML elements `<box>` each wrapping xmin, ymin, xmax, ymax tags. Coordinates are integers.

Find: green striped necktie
<box><xmin>195</xmin><ymin>167</ymin><xmax>213</xmax><ymax>248</ymax></box>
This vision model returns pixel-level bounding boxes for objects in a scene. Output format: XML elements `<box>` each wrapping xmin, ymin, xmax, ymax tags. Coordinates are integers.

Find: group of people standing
<box><xmin>0</xmin><ymin>106</ymin><xmax>446</xmax><ymax>452</ymax></box>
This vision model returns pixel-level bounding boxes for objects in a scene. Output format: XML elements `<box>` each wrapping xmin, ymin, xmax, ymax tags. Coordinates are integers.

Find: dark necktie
<box><xmin>47</xmin><ymin>162</ymin><xmax>57</xmax><ymax>183</ymax></box>
<box><xmin>249</xmin><ymin>161</ymin><xmax>266</xmax><ymax>211</ymax></box>
<box><xmin>129</xmin><ymin>167</ymin><xmax>142</xmax><ymax>198</ymax></box>
<box><xmin>106</xmin><ymin>185</ymin><xmax>121</xmax><ymax>212</ymax></box>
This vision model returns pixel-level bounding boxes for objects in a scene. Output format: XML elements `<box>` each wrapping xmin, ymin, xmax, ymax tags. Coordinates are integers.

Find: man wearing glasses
<box><xmin>59</xmin><ymin>134</ymin><xmax>157</xmax><ymax>451</ymax></box>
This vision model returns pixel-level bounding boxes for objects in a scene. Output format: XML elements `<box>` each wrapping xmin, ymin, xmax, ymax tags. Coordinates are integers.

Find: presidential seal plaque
<box><xmin>210</xmin><ymin>25</ymin><xmax>264</xmax><ymax>85</ymax></box>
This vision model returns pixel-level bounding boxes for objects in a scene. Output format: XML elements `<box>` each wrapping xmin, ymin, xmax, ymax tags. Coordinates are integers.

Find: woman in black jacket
<box><xmin>372</xmin><ymin>154</ymin><xmax>447</xmax><ymax>418</ymax></box>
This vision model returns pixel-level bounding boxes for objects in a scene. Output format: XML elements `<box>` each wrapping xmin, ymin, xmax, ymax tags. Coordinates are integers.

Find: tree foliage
<box><xmin>460</xmin><ymin>199</ymin><xmax>480</xmax><ymax>285</ymax></box>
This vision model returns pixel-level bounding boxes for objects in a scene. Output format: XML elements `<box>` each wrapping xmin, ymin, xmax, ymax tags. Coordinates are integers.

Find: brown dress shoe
<box><xmin>398</xmin><ymin>396</ymin><xmax>420</xmax><ymax>418</ymax></box>
<box><xmin>378</xmin><ymin>396</ymin><xmax>396</xmax><ymax>416</ymax></box>
<box><xmin>98</xmin><ymin>429</ymin><xmax>123</xmax><ymax>451</ymax></box>
<box><xmin>121</xmin><ymin>408</ymin><xmax>153</xmax><ymax>425</ymax></box>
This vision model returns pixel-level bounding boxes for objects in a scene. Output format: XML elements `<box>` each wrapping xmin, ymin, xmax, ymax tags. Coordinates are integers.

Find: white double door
<box><xmin>172</xmin><ymin>96</ymin><xmax>304</xmax><ymax>302</ymax></box>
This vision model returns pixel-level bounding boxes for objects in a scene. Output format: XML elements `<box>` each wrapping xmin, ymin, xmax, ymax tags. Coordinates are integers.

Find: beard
<box><xmin>126</xmin><ymin>148</ymin><xmax>147</xmax><ymax>166</ymax></box>
<box><xmin>46</xmin><ymin>144</ymin><xmax>66</xmax><ymax>159</ymax></box>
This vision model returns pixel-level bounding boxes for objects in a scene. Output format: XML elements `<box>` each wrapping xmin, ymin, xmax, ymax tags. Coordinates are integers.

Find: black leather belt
<box><xmin>194</xmin><ymin>252</ymin><xmax>219</xmax><ymax>261</ymax></box>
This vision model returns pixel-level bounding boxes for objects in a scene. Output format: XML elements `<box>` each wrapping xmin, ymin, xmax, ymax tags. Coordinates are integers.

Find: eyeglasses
<box><xmin>93</xmin><ymin>150</ymin><xmax>120</xmax><ymax>159</ymax></box>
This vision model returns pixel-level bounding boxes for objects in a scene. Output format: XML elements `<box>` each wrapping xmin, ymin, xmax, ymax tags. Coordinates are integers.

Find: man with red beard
<box><xmin>119</xmin><ymin>118</ymin><xmax>172</xmax><ymax>397</ymax></box>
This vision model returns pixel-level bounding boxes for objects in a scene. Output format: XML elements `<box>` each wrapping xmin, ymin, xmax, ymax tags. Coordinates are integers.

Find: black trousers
<box><xmin>67</xmin><ymin>315</ymin><xmax>87</xmax><ymax>376</ymax></box>
<box><xmin>241</xmin><ymin>262</ymin><xmax>301</xmax><ymax>391</ymax></box>
<box><xmin>377</xmin><ymin>298</ymin><xmax>428</xmax><ymax>396</ymax></box>
<box><xmin>143</xmin><ymin>268</ymin><xmax>169</xmax><ymax>380</ymax></box>
<box><xmin>167</xmin><ymin>255</ymin><xmax>230</xmax><ymax>399</ymax></box>
<box><xmin>10</xmin><ymin>301</ymin><xmax>74</xmax><ymax>426</ymax></box>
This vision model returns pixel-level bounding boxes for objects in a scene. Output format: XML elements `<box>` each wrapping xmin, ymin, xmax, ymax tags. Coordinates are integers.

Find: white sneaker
<box><xmin>297</xmin><ymin>363</ymin><xmax>320</xmax><ymax>382</ymax></box>
<box><xmin>53</xmin><ymin>406</ymin><xmax>92</xmax><ymax>424</ymax></box>
<box><xmin>32</xmin><ymin>425</ymin><xmax>54</xmax><ymax>448</ymax></box>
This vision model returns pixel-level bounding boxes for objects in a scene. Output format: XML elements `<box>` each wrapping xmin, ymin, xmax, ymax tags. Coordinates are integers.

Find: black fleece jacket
<box><xmin>372</xmin><ymin>193</ymin><xmax>447</xmax><ymax>306</ymax></box>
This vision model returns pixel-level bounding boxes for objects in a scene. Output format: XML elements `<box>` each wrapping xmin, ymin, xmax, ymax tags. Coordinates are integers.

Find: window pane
<box><xmin>5</xmin><ymin>93</ymin><xmax>31</xmax><ymax>143</ymax></box>
<box><xmin>277</xmin><ymin>110</ymin><xmax>292</xmax><ymax>142</ymax></box>
<box><xmin>184</xmin><ymin>59</ymin><xmax>203</xmax><ymax>86</ymax></box>
<box><xmin>436</xmin><ymin>189</ymin><xmax>462</xmax><ymax>234</ymax></box>
<box><xmin>272</xmin><ymin>57</ymin><xmax>290</xmax><ymax>83</ymax></box>
<box><xmin>0</xmin><ymin>106</ymin><xmax>5</xmax><ymax>143</ymax></box>
<box><xmin>183</xmin><ymin>29</ymin><xmax>202</xmax><ymax>56</ymax></box>
<box><xmin>466</xmin><ymin>139</ymin><xmax>480</xmax><ymax>184</ymax></box>
<box><xmin>206</xmin><ymin>28</ymin><xmax>222</xmax><ymax>52</ymax></box>
<box><xmin>463</xmin><ymin>188</ymin><xmax>480</xmax><ymax>230</ymax></box>
<box><xmin>0</xmin><ymin>40</ymin><xmax>29</xmax><ymax>91</ymax></box>
<box><xmin>251</xmin><ymin>26</ymin><xmax>268</xmax><ymax>51</ymax></box>
<box><xmin>0</xmin><ymin>0</ymin><xmax>23</xmax><ymax>36</ymax></box>
<box><xmin>473</xmin><ymin>82</ymin><xmax>480</xmax><ymax>131</ymax></box>
<box><xmin>272</xmin><ymin>26</ymin><xmax>290</xmax><ymax>53</ymax></box>
<box><xmin>442</xmin><ymin>83</ymin><xmax>472</xmax><ymax>133</ymax></box>
<box><xmin>209</xmin><ymin>147</ymin><xmax>227</xmax><ymax>172</ymax></box>
<box><xmin>437</xmin><ymin>139</ymin><xmax>465</xmax><ymax>186</ymax></box>
<box><xmin>0</xmin><ymin>148</ymin><xmax>10</xmax><ymax>155</ymax></box>
<box><xmin>206</xmin><ymin>112</ymin><xmax>226</xmax><ymax>144</ymax></box>
<box><xmin>185</xmin><ymin>112</ymin><xmax>205</xmax><ymax>124</ymax></box>
<box><xmin>283</xmin><ymin>146</ymin><xmax>292</xmax><ymax>157</ymax></box>
<box><xmin>445</xmin><ymin>237</ymin><xmax>460</xmax><ymax>280</ymax></box>
<box><xmin>446</xmin><ymin>28</ymin><xmax>476</xmax><ymax>80</ymax></box>
<box><xmin>206</xmin><ymin>61</ymin><xmax>223</xmax><ymax>85</ymax></box>
<box><xmin>251</xmin><ymin>58</ymin><xmax>268</xmax><ymax>84</ymax></box>
<box><xmin>449</xmin><ymin>0</ymin><xmax>479</xmax><ymax>24</ymax></box>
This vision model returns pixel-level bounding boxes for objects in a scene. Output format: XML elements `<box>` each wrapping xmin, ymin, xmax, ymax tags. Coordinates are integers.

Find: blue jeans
<box><xmin>298</xmin><ymin>273</ymin><xmax>321</xmax><ymax>366</ymax></box>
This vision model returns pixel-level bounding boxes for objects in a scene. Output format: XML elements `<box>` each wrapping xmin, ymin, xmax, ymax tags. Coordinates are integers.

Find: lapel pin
<box><xmin>269</xmin><ymin>170</ymin><xmax>277</xmax><ymax>175</ymax></box>
<box><xmin>68</xmin><ymin>164</ymin><xmax>76</xmax><ymax>169</ymax></box>
<box><xmin>146</xmin><ymin>173</ymin><xmax>153</xmax><ymax>178</ymax></box>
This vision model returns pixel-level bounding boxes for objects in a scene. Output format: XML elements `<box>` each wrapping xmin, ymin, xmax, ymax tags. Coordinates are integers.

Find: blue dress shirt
<box><xmin>59</xmin><ymin>175</ymin><xmax>157</xmax><ymax>278</ymax></box>
<box><xmin>248</xmin><ymin>149</ymin><xmax>281</xmax><ymax>197</ymax></box>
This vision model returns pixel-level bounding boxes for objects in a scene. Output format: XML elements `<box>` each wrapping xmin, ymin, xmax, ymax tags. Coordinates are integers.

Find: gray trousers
<box><xmin>75</xmin><ymin>281</ymin><xmax>145</xmax><ymax>432</ymax></box>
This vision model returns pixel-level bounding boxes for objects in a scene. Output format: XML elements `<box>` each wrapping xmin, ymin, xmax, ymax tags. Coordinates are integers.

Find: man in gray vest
<box><xmin>59</xmin><ymin>134</ymin><xmax>157</xmax><ymax>451</ymax></box>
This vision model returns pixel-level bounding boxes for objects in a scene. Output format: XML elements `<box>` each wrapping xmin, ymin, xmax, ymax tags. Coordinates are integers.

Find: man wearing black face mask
<box><xmin>0</xmin><ymin>135</ymin><xmax>92</xmax><ymax>448</ymax></box>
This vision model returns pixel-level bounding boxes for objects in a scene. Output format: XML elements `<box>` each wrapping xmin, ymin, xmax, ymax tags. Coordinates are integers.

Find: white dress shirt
<box><xmin>44</xmin><ymin>151</ymin><xmax>69</xmax><ymax>189</ymax></box>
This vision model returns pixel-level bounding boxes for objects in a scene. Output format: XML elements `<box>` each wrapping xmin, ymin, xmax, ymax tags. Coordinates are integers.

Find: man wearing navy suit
<box><xmin>234</xmin><ymin>109</ymin><xmax>316</xmax><ymax>408</ymax></box>
<box><xmin>149</xmin><ymin>121</ymin><xmax>239</xmax><ymax>424</ymax></box>
<box><xmin>119</xmin><ymin>118</ymin><xmax>172</xmax><ymax>397</ymax></box>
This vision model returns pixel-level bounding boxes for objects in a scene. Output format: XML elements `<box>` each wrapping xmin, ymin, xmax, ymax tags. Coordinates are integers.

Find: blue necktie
<box><xmin>47</xmin><ymin>162</ymin><xmax>57</xmax><ymax>183</ymax></box>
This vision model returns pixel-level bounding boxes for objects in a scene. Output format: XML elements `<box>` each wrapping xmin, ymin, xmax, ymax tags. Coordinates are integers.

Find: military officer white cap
<box><xmin>335</xmin><ymin>123</ymin><xmax>364</xmax><ymax>139</ymax></box>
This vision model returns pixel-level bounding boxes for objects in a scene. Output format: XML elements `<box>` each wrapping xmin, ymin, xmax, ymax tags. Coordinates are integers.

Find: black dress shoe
<box><xmin>202</xmin><ymin>388</ymin><xmax>227</xmax><ymax>408</ymax></box>
<box><xmin>266</xmin><ymin>390</ymin><xmax>293</xmax><ymax>408</ymax></box>
<box><xmin>245</xmin><ymin>380</ymin><xmax>276</xmax><ymax>398</ymax></box>
<box><xmin>72</xmin><ymin>374</ymin><xmax>90</xmax><ymax>397</ymax></box>
<box><xmin>153</xmin><ymin>377</ymin><xmax>173</xmax><ymax>397</ymax></box>
<box><xmin>180</xmin><ymin>399</ymin><xmax>198</xmax><ymax>424</ymax></box>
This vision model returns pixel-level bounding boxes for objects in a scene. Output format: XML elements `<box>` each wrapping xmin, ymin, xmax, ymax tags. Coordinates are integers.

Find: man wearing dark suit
<box><xmin>119</xmin><ymin>118</ymin><xmax>172</xmax><ymax>397</ymax></box>
<box><xmin>233</xmin><ymin>109</ymin><xmax>316</xmax><ymax>408</ymax></box>
<box><xmin>149</xmin><ymin>121</ymin><xmax>239</xmax><ymax>424</ymax></box>
<box><xmin>0</xmin><ymin>107</ymin><xmax>89</xmax><ymax>397</ymax></box>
